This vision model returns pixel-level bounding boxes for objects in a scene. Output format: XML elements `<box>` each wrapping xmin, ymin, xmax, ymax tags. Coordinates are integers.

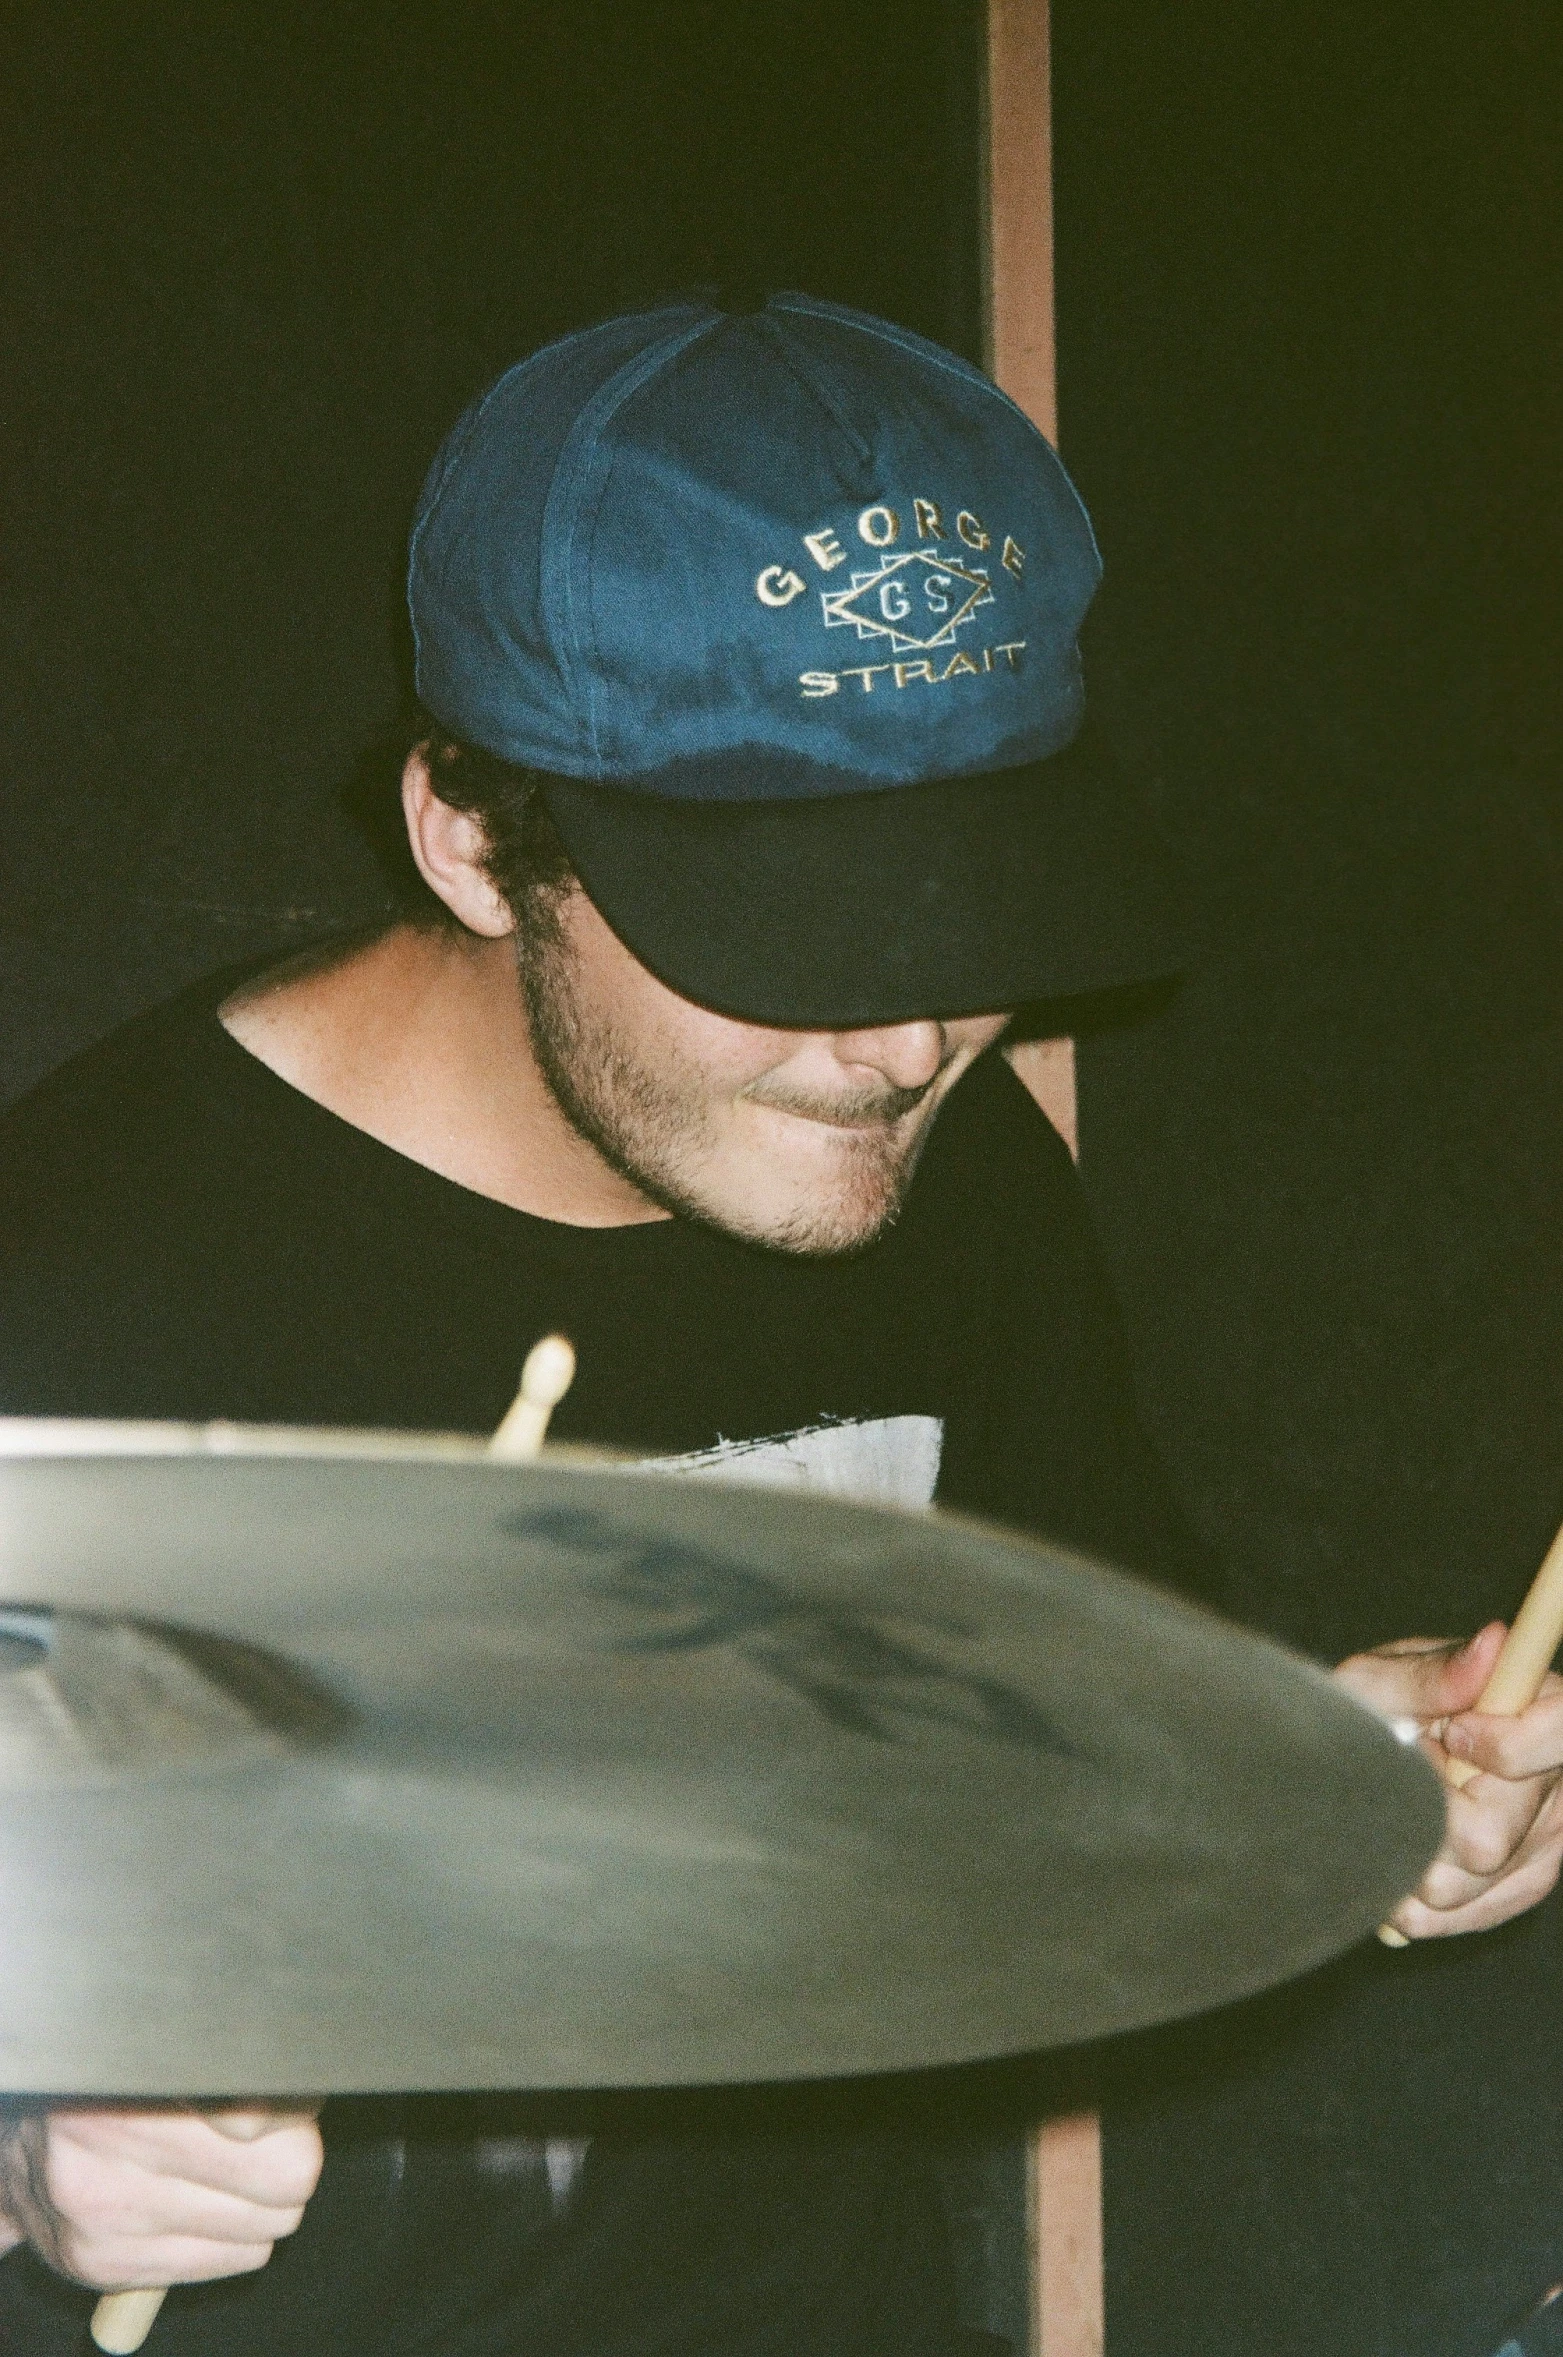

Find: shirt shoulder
<box><xmin>908</xmin><ymin>1048</ymin><xmax>1220</xmax><ymax>1602</ymax></box>
<box><xmin>0</xmin><ymin>965</ymin><xmax>381</xmax><ymax>1419</ymax></box>
<box><xmin>12</xmin><ymin>957</ymin><xmax>318</xmax><ymax>1205</ymax></box>
<box><xmin>907</xmin><ymin>1043</ymin><xmax>1096</xmax><ymax>1285</ymax></box>
<box><xmin>0</xmin><ymin>973</ymin><xmax>249</xmax><ymax>1213</ymax></box>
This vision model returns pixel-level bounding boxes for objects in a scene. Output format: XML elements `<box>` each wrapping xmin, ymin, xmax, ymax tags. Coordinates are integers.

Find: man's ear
<box><xmin>401</xmin><ymin>750</ymin><xmax>516</xmax><ymax>938</ymax></box>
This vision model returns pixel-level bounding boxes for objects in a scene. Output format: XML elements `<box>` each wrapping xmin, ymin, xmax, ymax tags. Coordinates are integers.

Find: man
<box><xmin>0</xmin><ymin>294</ymin><xmax>1558</xmax><ymax>2357</ymax></box>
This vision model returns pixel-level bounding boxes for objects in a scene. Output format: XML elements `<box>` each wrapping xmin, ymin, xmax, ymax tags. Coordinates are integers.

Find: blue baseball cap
<box><xmin>409</xmin><ymin>293</ymin><xmax>1182</xmax><ymax>1024</ymax></box>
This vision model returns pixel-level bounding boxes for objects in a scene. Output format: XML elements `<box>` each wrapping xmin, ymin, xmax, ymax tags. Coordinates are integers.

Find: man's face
<box><xmin>518</xmin><ymin>885</ymin><xmax>1009</xmax><ymax>1254</ymax></box>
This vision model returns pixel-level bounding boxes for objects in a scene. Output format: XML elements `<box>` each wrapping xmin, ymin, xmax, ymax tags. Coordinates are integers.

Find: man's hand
<box><xmin>1335</xmin><ymin>1623</ymin><xmax>1563</xmax><ymax>1939</ymax></box>
<box><xmin>0</xmin><ymin>2105</ymin><xmax>322</xmax><ymax>2290</ymax></box>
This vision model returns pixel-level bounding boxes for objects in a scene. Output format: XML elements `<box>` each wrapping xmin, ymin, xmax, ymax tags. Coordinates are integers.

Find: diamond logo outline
<box><xmin>820</xmin><ymin>550</ymin><xmax>996</xmax><ymax>654</ymax></box>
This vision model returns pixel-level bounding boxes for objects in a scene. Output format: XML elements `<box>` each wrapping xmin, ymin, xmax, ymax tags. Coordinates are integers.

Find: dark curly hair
<box><xmin>348</xmin><ymin>705</ymin><xmax>578</xmax><ymax>928</ymax></box>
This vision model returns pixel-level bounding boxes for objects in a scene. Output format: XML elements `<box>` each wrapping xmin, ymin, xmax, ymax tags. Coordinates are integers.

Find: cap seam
<box><xmin>407</xmin><ymin>329</ymin><xmax>605</xmax><ymax>701</ymax></box>
<box><xmin>750</xmin><ymin>314</ymin><xmax>877</xmax><ymax>477</ymax></box>
<box><xmin>543</xmin><ymin>314</ymin><xmax>723</xmax><ymax>771</ymax></box>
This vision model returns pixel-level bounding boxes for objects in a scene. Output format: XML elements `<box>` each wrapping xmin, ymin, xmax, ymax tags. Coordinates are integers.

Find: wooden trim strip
<box><xmin>986</xmin><ymin>29</ymin><xmax>1098</xmax><ymax>2357</ymax></box>
<box><xmin>985</xmin><ymin>0</ymin><xmax>1058</xmax><ymax>445</ymax></box>
<box><xmin>1033</xmin><ymin>2110</ymin><xmax>1104</xmax><ymax>2357</ymax></box>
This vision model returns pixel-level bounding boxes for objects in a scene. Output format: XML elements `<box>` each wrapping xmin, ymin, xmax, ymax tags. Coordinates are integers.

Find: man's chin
<box><xmin>713</xmin><ymin>1201</ymin><xmax>900</xmax><ymax>1257</ymax></box>
<box><xmin>682</xmin><ymin>1161</ymin><xmax>911</xmax><ymax>1257</ymax></box>
<box><xmin>561</xmin><ymin>1092</ymin><xmax>922</xmax><ymax>1255</ymax></box>
<box><xmin>716</xmin><ymin>1123</ymin><xmax>921</xmax><ymax>1254</ymax></box>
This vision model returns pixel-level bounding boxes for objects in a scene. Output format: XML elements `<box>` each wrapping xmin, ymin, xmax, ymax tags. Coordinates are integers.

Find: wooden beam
<box><xmin>984</xmin><ymin>0</ymin><xmax>1058</xmax><ymax>444</ymax></box>
<box><xmin>991</xmin><ymin>0</ymin><xmax>1078</xmax><ymax>1158</ymax></box>
<box><xmin>984</xmin><ymin>21</ymin><xmax>1101</xmax><ymax>2357</ymax></box>
<box><xmin>1033</xmin><ymin>2110</ymin><xmax>1104</xmax><ymax>2357</ymax></box>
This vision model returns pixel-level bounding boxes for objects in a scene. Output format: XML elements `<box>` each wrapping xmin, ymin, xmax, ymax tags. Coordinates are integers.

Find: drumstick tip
<box><xmin>91</xmin><ymin>2287</ymin><xmax>168</xmax><ymax>2352</ymax></box>
<box><xmin>520</xmin><ymin>1333</ymin><xmax>577</xmax><ymax>1410</ymax></box>
<box><xmin>490</xmin><ymin>1334</ymin><xmax>578</xmax><ymax>1461</ymax></box>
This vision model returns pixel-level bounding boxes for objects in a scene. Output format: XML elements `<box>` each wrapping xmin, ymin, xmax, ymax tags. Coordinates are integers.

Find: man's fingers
<box><xmin>50</xmin><ymin>2137</ymin><xmax>308</xmax><ymax>2251</ymax></box>
<box><xmin>1445</xmin><ymin>1679</ymin><xmax>1563</xmax><ymax>1779</ymax></box>
<box><xmin>55</xmin><ymin>2109</ymin><xmax>323</xmax><ymax>2208</ymax></box>
<box><xmin>1334</xmin><ymin>1629</ymin><xmax>1494</xmax><ymax>1724</ymax></box>
<box><xmin>1440</xmin><ymin>1772</ymin><xmax>1544</xmax><ymax>1877</ymax></box>
<box><xmin>205</xmin><ymin>2110</ymin><xmax>284</xmax><ymax>2144</ymax></box>
<box><xmin>63</xmin><ymin>2232</ymin><xmax>279</xmax><ymax>2292</ymax></box>
<box><xmin>1395</xmin><ymin>1772</ymin><xmax>1563</xmax><ymax>1921</ymax></box>
<box><xmin>41</xmin><ymin>2108</ymin><xmax>321</xmax><ymax>2291</ymax></box>
<box><xmin>1388</xmin><ymin>1826</ymin><xmax>1563</xmax><ymax>1937</ymax></box>
<box><xmin>1419</xmin><ymin>1622</ymin><xmax>1506</xmax><ymax>1714</ymax></box>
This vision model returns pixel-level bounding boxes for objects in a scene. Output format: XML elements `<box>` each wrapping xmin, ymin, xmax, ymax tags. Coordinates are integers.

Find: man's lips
<box><xmin>746</xmin><ymin>1096</ymin><xmax>922</xmax><ymax>1134</ymax></box>
<box><xmin>741</xmin><ymin>1073</ymin><xmax>945</xmax><ymax>1132</ymax></box>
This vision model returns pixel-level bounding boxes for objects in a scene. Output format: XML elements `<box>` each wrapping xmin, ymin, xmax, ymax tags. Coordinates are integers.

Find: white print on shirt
<box><xmin>641</xmin><ymin>1413</ymin><xmax>943</xmax><ymax>1512</ymax></box>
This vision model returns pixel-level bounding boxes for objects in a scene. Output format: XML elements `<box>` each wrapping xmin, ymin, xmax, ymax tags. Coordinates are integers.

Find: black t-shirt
<box><xmin>0</xmin><ymin>973</ymin><xmax>1212</xmax><ymax>2357</ymax></box>
<box><xmin>0</xmin><ymin>972</ymin><xmax>1210</xmax><ymax>1584</ymax></box>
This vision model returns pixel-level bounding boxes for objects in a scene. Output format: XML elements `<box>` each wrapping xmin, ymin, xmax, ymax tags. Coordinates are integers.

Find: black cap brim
<box><xmin>541</xmin><ymin>732</ymin><xmax>1187</xmax><ymax>1029</ymax></box>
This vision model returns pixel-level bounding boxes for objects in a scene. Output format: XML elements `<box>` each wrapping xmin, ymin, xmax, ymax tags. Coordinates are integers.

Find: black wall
<box><xmin>1060</xmin><ymin>0</ymin><xmax>1561</xmax><ymax>1665</ymax></box>
<box><xmin>0</xmin><ymin>0</ymin><xmax>981</xmax><ymax>1098</ymax></box>
<box><xmin>1052</xmin><ymin>8</ymin><xmax>1563</xmax><ymax>2354</ymax></box>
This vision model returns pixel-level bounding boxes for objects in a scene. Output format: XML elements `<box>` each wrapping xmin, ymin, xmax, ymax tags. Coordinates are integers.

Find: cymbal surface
<box><xmin>0</xmin><ymin>1423</ymin><xmax>1442</xmax><ymax>2096</ymax></box>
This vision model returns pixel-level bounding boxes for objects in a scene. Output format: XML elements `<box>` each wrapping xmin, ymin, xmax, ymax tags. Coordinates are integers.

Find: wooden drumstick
<box><xmin>489</xmin><ymin>1334</ymin><xmax>577</xmax><ymax>1460</ymax></box>
<box><xmin>1379</xmin><ymin>1515</ymin><xmax>1563</xmax><ymax>1946</ymax></box>
<box><xmin>91</xmin><ymin>2289</ymin><xmax>167</xmax><ymax>2353</ymax></box>
<box><xmin>91</xmin><ymin>2291</ymin><xmax>166</xmax><ymax>2347</ymax></box>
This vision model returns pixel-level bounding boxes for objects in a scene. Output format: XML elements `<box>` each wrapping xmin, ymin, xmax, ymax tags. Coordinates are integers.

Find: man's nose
<box><xmin>828</xmin><ymin>1021</ymin><xmax>946</xmax><ymax>1092</ymax></box>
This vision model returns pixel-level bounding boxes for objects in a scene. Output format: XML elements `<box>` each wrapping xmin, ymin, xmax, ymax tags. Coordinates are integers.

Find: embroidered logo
<box><xmin>753</xmin><ymin>497</ymin><xmax>1029</xmax><ymax>698</ymax></box>
<box><xmin>821</xmin><ymin>550</ymin><xmax>995</xmax><ymax>654</ymax></box>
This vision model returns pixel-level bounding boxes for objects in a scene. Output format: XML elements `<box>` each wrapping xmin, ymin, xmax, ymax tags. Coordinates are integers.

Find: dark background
<box><xmin>1055</xmin><ymin>8</ymin><xmax>1563</xmax><ymax>2354</ymax></box>
<box><xmin>1</xmin><ymin>4</ymin><xmax>1558</xmax><ymax>2354</ymax></box>
<box><xmin>0</xmin><ymin>0</ymin><xmax>982</xmax><ymax>1092</ymax></box>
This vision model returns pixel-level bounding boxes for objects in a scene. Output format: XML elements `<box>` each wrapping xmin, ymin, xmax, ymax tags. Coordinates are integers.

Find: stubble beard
<box><xmin>517</xmin><ymin>924</ymin><xmax>929</xmax><ymax>1256</ymax></box>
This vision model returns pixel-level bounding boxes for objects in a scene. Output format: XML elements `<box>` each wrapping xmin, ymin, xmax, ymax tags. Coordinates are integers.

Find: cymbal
<box><xmin>0</xmin><ymin>1420</ymin><xmax>1440</xmax><ymax>2096</ymax></box>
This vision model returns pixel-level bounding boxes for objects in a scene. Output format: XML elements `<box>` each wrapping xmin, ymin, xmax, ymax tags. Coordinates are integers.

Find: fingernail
<box><xmin>1444</xmin><ymin>1720</ymin><xmax>1473</xmax><ymax>1755</ymax></box>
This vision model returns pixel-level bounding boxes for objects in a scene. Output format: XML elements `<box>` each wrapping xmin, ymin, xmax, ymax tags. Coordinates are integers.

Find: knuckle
<box><xmin>283</xmin><ymin>2134</ymin><xmax>325</xmax><ymax>2203</ymax></box>
<box><xmin>47</xmin><ymin>2151</ymin><xmax>123</xmax><ymax>2238</ymax></box>
<box><xmin>1419</xmin><ymin>1862</ymin><xmax>1475</xmax><ymax>1911</ymax></box>
<box><xmin>278</xmin><ymin>2161</ymin><xmax>320</xmax><ymax>2207</ymax></box>
<box><xmin>1459</xmin><ymin>1821</ymin><xmax>1519</xmax><ymax>1876</ymax></box>
<box><xmin>258</xmin><ymin>2142</ymin><xmax>322</xmax><ymax>2210</ymax></box>
<box><xmin>54</xmin><ymin>2229</ymin><xmax>125</xmax><ymax>2290</ymax></box>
